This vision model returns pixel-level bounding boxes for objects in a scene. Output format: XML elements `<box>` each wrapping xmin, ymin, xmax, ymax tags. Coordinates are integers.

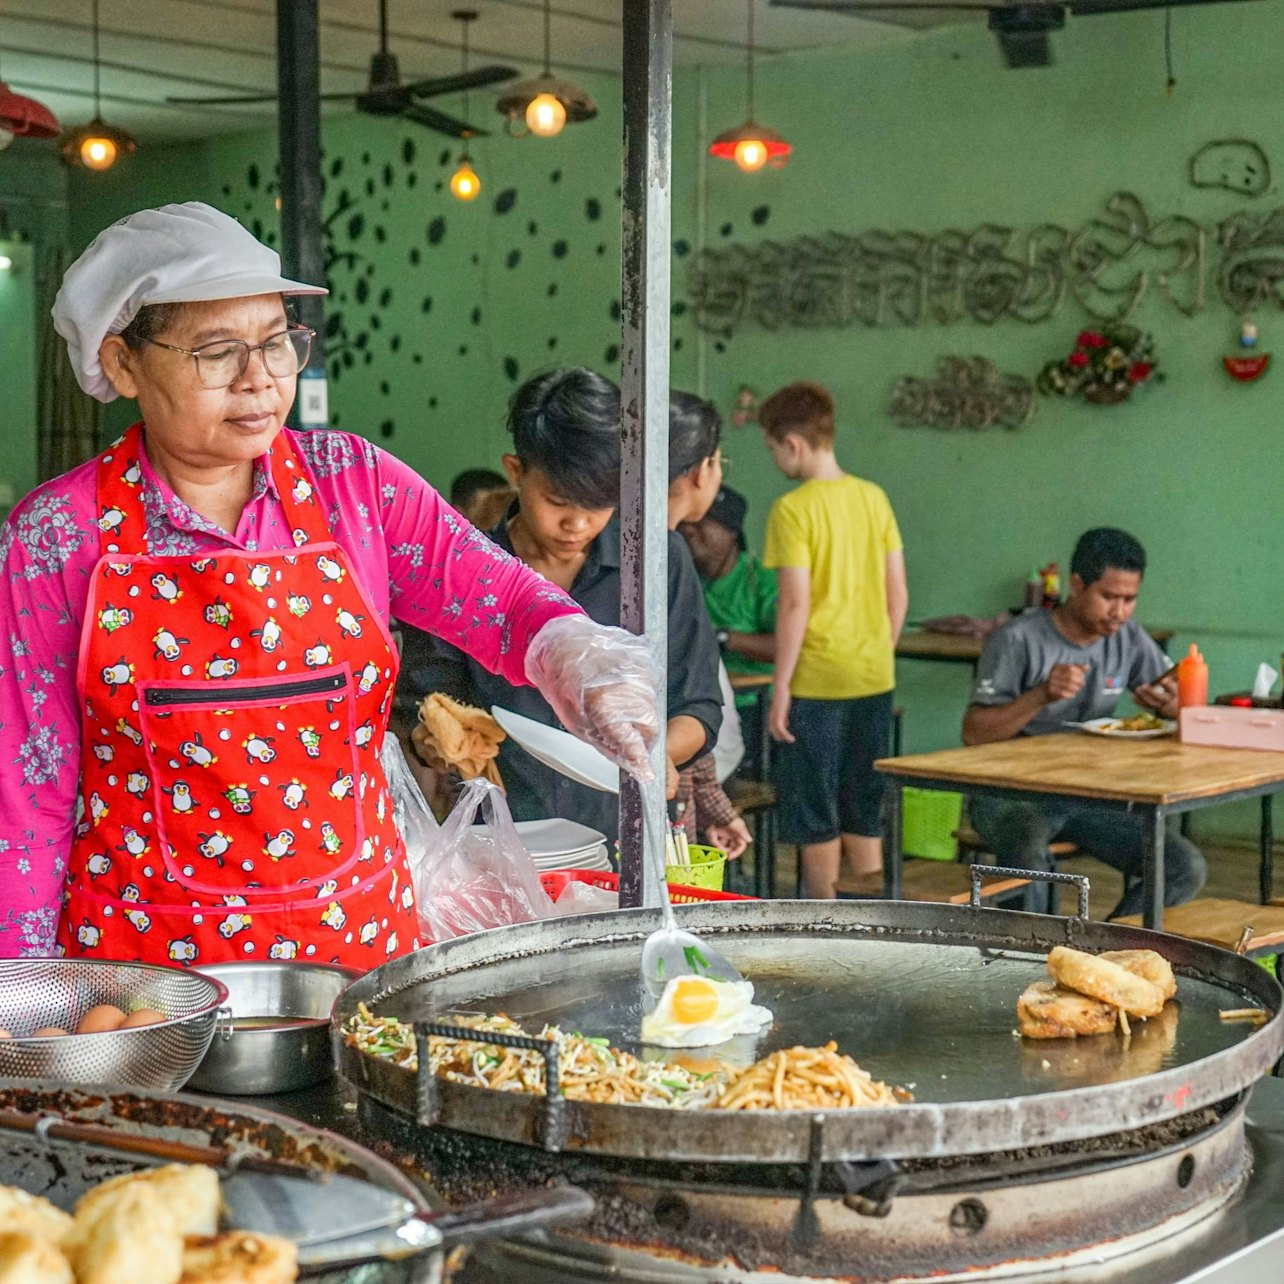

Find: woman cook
<box><xmin>0</xmin><ymin>202</ymin><xmax>659</xmax><ymax>967</ymax></box>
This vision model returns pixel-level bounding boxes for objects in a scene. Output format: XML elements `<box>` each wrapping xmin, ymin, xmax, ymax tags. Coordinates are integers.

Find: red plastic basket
<box><xmin>540</xmin><ymin>870</ymin><xmax>755</xmax><ymax>904</ymax></box>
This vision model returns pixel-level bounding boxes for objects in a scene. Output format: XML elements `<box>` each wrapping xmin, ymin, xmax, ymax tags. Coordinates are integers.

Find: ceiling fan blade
<box><xmin>402</xmin><ymin>65</ymin><xmax>520</xmax><ymax>98</ymax></box>
<box><xmin>401</xmin><ymin>101</ymin><xmax>490</xmax><ymax>138</ymax></box>
<box><xmin>166</xmin><ymin>91</ymin><xmax>359</xmax><ymax>105</ymax></box>
<box><xmin>1068</xmin><ymin>0</ymin><xmax>1259</xmax><ymax>13</ymax></box>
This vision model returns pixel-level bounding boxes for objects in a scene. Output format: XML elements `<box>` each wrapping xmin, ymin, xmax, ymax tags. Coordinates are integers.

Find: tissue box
<box><xmin>1180</xmin><ymin>705</ymin><xmax>1284</xmax><ymax>752</ymax></box>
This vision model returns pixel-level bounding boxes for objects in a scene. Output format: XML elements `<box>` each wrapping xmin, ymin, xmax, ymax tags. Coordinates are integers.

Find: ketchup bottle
<box><xmin>1177</xmin><ymin>644</ymin><xmax>1208</xmax><ymax>709</ymax></box>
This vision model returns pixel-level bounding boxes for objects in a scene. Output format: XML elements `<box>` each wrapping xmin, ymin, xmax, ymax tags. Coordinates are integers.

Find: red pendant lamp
<box><xmin>708</xmin><ymin>0</ymin><xmax>790</xmax><ymax>172</ymax></box>
<box><xmin>0</xmin><ymin>52</ymin><xmax>61</xmax><ymax>139</ymax></box>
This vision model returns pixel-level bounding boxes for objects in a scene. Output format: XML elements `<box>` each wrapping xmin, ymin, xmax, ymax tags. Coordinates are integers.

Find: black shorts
<box><xmin>775</xmin><ymin>691</ymin><xmax>894</xmax><ymax>845</ymax></box>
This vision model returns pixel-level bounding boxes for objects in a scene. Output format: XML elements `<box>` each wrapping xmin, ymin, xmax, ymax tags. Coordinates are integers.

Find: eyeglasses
<box><xmin>718</xmin><ymin>453</ymin><xmax>732</xmax><ymax>475</ymax></box>
<box><xmin>145</xmin><ymin>326</ymin><xmax>316</xmax><ymax>390</ymax></box>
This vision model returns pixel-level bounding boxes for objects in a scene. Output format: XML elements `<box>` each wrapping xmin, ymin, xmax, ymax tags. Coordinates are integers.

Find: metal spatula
<box><xmin>640</xmin><ymin>806</ymin><xmax>742</xmax><ymax>997</ymax></box>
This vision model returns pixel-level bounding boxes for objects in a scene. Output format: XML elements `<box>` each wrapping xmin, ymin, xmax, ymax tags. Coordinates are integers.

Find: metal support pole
<box><xmin>276</xmin><ymin>0</ymin><xmax>327</xmax><ymax>426</ymax></box>
<box><xmin>617</xmin><ymin>0</ymin><xmax>673</xmax><ymax>909</ymax></box>
<box><xmin>1141</xmin><ymin>807</ymin><xmax>1165</xmax><ymax>930</ymax></box>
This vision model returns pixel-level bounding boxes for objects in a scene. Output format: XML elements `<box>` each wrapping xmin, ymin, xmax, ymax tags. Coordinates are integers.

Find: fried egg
<box><xmin>640</xmin><ymin>977</ymin><xmax>772</xmax><ymax>1048</ymax></box>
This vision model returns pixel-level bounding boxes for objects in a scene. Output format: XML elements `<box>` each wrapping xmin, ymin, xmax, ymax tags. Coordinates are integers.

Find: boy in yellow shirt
<box><xmin>760</xmin><ymin>382</ymin><xmax>908</xmax><ymax>898</ymax></box>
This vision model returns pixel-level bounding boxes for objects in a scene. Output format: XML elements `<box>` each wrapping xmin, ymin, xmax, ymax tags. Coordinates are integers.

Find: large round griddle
<box><xmin>335</xmin><ymin>899</ymin><xmax>1284</xmax><ymax>1164</ymax></box>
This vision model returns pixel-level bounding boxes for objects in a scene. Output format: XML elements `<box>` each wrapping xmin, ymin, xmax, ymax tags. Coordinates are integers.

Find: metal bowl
<box><xmin>0</xmin><ymin>958</ymin><xmax>227</xmax><ymax>1092</ymax></box>
<box><xmin>187</xmin><ymin>961</ymin><xmax>358</xmax><ymax>1095</ymax></box>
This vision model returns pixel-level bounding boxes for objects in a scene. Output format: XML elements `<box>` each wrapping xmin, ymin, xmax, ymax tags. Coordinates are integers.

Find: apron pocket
<box><xmin>137</xmin><ymin>665</ymin><xmax>366</xmax><ymax>899</ymax></box>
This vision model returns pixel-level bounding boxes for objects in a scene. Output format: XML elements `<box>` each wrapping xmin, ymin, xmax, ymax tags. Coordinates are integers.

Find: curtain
<box><xmin>36</xmin><ymin>245</ymin><xmax>99</xmax><ymax>482</ymax></box>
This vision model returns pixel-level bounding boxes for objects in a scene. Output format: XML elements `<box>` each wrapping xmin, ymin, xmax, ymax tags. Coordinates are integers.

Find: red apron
<box><xmin>56</xmin><ymin>424</ymin><xmax>421</xmax><ymax>969</ymax></box>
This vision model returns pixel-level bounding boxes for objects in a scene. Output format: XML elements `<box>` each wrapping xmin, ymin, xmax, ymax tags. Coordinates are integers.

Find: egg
<box><xmin>120</xmin><ymin>1009</ymin><xmax>165</xmax><ymax>1029</ymax></box>
<box><xmin>77</xmin><ymin>1004</ymin><xmax>127</xmax><ymax>1035</ymax></box>
<box><xmin>32</xmin><ymin>1027</ymin><xmax>69</xmax><ymax>1038</ymax></box>
<box><xmin>640</xmin><ymin>977</ymin><xmax>773</xmax><ymax>1048</ymax></box>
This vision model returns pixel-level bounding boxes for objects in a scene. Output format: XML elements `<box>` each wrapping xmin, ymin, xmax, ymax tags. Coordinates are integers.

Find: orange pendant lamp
<box><xmin>449</xmin><ymin>10</ymin><xmax>483</xmax><ymax>202</ymax></box>
<box><xmin>495</xmin><ymin>0</ymin><xmax>595</xmax><ymax>138</ymax></box>
<box><xmin>62</xmin><ymin>0</ymin><xmax>137</xmax><ymax>171</ymax></box>
<box><xmin>709</xmin><ymin>0</ymin><xmax>790</xmax><ymax>172</ymax></box>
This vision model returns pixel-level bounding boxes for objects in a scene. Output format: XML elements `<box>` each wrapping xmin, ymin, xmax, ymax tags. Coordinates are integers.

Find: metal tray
<box><xmin>0</xmin><ymin>1078</ymin><xmax>432</xmax><ymax>1284</ymax></box>
<box><xmin>335</xmin><ymin>893</ymin><xmax>1284</xmax><ymax>1164</ymax></box>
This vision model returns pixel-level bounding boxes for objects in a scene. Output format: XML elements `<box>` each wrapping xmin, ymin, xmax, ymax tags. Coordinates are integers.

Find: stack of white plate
<box><xmin>470</xmin><ymin>818</ymin><xmax>611</xmax><ymax>872</ymax></box>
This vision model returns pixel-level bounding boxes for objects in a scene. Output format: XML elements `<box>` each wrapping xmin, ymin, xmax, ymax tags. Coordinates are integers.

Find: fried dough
<box><xmin>180</xmin><ymin>1232</ymin><xmax>298</xmax><ymax>1284</ymax></box>
<box><xmin>0</xmin><ymin>1230</ymin><xmax>74</xmax><ymax>1284</ymax></box>
<box><xmin>1099</xmin><ymin>949</ymin><xmax>1177</xmax><ymax>1002</ymax></box>
<box><xmin>0</xmin><ymin>1186</ymin><xmax>73</xmax><ymax>1246</ymax></box>
<box><xmin>1048</xmin><ymin>946</ymin><xmax>1166</xmax><ymax>1018</ymax></box>
<box><xmin>65</xmin><ymin>1183</ymin><xmax>183</xmax><ymax>1284</ymax></box>
<box><xmin>1017</xmin><ymin>980</ymin><xmax>1119</xmax><ymax>1039</ymax></box>
<box><xmin>74</xmin><ymin>1164</ymin><xmax>220</xmax><ymax>1239</ymax></box>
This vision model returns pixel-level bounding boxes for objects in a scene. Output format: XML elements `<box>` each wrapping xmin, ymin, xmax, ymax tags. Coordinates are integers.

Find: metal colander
<box><xmin>0</xmin><ymin>959</ymin><xmax>227</xmax><ymax>1091</ymax></box>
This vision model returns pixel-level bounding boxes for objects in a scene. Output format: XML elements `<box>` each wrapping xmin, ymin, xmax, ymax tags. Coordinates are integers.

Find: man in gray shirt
<box><xmin>963</xmin><ymin>528</ymin><xmax>1206</xmax><ymax>917</ymax></box>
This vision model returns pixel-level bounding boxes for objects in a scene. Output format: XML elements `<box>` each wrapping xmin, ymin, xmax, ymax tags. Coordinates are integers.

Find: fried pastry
<box><xmin>65</xmin><ymin>1183</ymin><xmax>183</xmax><ymax>1284</ymax></box>
<box><xmin>1099</xmin><ymin>949</ymin><xmax>1177</xmax><ymax>1002</ymax></box>
<box><xmin>1017</xmin><ymin>980</ymin><xmax>1119</xmax><ymax>1039</ymax></box>
<box><xmin>74</xmin><ymin>1164</ymin><xmax>219</xmax><ymax>1239</ymax></box>
<box><xmin>0</xmin><ymin>1185</ymin><xmax>73</xmax><ymax>1246</ymax></box>
<box><xmin>1047</xmin><ymin>946</ymin><xmax>1166</xmax><ymax>1019</ymax></box>
<box><xmin>0</xmin><ymin>1230</ymin><xmax>74</xmax><ymax>1284</ymax></box>
<box><xmin>180</xmin><ymin>1232</ymin><xmax>298</xmax><ymax>1284</ymax></box>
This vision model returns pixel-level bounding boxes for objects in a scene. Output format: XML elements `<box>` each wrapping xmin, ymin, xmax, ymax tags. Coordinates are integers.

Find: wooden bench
<box><xmin>1116</xmin><ymin>897</ymin><xmax>1284</xmax><ymax>958</ymax></box>
<box><xmin>836</xmin><ymin>861</ymin><xmax>1030</xmax><ymax>906</ymax></box>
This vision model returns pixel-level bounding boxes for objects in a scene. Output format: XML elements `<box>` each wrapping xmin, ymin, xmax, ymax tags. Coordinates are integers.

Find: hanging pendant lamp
<box><xmin>62</xmin><ymin>0</ymin><xmax>137</xmax><ymax>171</ymax></box>
<box><xmin>0</xmin><ymin>53</ymin><xmax>61</xmax><ymax>140</ymax></box>
<box><xmin>709</xmin><ymin>0</ymin><xmax>790</xmax><ymax>172</ymax></box>
<box><xmin>449</xmin><ymin>10</ymin><xmax>482</xmax><ymax>202</ymax></box>
<box><xmin>496</xmin><ymin>0</ymin><xmax>595</xmax><ymax>138</ymax></box>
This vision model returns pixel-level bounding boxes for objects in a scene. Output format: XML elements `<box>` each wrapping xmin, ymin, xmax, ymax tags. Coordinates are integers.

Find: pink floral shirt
<box><xmin>0</xmin><ymin>427</ymin><xmax>579</xmax><ymax>957</ymax></box>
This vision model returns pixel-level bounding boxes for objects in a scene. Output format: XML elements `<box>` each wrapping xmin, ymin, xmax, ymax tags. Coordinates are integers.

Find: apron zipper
<box><xmin>143</xmin><ymin>672</ymin><xmax>346</xmax><ymax>707</ymax></box>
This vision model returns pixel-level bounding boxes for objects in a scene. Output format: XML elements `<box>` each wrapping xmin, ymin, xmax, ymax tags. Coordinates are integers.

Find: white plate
<box><xmin>516</xmin><ymin>818</ymin><xmax>609</xmax><ymax>857</ymax></box>
<box><xmin>1073</xmin><ymin>717</ymin><xmax>1177</xmax><ymax>740</ymax></box>
<box><xmin>491</xmin><ymin>706</ymin><xmax>620</xmax><ymax>794</ymax></box>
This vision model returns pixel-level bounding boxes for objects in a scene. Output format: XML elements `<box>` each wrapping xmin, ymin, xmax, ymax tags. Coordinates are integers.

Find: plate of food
<box><xmin>1072</xmin><ymin>713</ymin><xmax>1176</xmax><ymax>739</ymax></box>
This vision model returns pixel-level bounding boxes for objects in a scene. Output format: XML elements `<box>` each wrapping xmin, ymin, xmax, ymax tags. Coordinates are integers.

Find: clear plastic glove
<box><xmin>524</xmin><ymin>614</ymin><xmax>661</xmax><ymax>783</ymax></box>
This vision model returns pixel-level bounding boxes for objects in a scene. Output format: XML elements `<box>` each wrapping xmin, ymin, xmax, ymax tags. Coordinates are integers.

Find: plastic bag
<box><xmin>381</xmin><ymin>733</ymin><xmax>441</xmax><ymax>888</ymax></box>
<box><xmin>414</xmin><ymin>776</ymin><xmax>555</xmax><ymax>942</ymax></box>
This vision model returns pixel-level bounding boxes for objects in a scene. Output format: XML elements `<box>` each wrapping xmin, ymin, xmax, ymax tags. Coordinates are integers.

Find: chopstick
<box><xmin>0</xmin><ymin>1110</ymin><xmax>320</xmax><ymax>1178</ymax></box>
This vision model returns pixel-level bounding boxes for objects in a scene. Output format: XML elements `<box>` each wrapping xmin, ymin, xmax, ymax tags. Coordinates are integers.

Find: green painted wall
<box><xmin>669</xmin><ymin>6</ymin><xmax>1284</xmax><ymax>840</ymax></box>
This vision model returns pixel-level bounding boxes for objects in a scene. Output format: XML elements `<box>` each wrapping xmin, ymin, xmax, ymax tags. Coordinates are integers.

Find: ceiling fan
<box><xmin>167</xmin><ymin>0</ymin><xmax>517</xmax><ymax>137</ymax></box>
<box><xmin>769</xmin><ymin>0</ymin><xmax>1258</xmax><ymax>69</ymax></box>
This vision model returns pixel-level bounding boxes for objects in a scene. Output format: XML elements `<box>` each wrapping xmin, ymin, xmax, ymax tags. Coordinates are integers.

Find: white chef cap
<box><xmin>52</xmin><ymin>201</ymin><xmax>328</xmax><ymax>403</ymax></box>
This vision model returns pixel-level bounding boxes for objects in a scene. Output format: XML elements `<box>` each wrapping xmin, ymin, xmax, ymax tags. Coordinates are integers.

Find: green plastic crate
<box><xmin>901</xmin><ymin>787</ymin><xmax>964</xmax><ymax>862</ymax></box>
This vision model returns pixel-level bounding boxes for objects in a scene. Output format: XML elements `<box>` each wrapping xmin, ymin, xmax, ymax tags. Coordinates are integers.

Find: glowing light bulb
<box><xmin>0</xmin><ymin>256</ymin><xmax>12</xmax><ymax>271</ymax></box>
<box><xmin>80</xmin><ymin>134</ymin><xmax>118</xmax><ymax>171</ymax></box>
<box><xmin>450</xmin><ymin>159</ymin><xmax>481</xmax><ymax>201</ymax></box>
<box><xmin>733</xmin><ymin>137</ymin><xmax>768</xmax><ymax>173</ymax></box>
<box><xmin>525</xmin><ymin>92</ymin><xmax>567</xmax><ymax>138</ymax></box>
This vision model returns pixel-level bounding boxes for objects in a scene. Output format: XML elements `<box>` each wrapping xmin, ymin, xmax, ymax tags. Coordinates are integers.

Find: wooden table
<box><xmin>876</xmin><ymin>734</ymin><xmax>1284</xmax><ymax>929</ymax></box>
<box><xmin>895</xmin><ymin>626</ymin><xmax>1175</xmax><ymax>670</ymax></box>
